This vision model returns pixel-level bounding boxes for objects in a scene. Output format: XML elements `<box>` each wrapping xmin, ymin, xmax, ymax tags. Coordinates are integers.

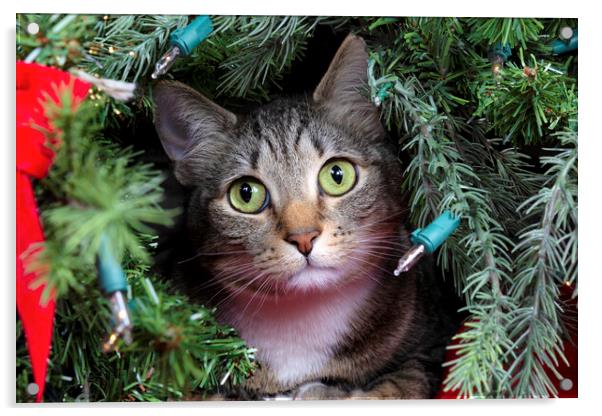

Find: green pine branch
<box><xmin>25</xmin><ymin>88</ymin><xmax>175</xmax><ymax>301</ymax></box>
<box><xmin>17</xmin><ymin>14</ymin><xmax>97</xmax><ymax>68</ymax></box>
<box><xmin>82</xmin><ymin>15</ymin><xmax>189</xmax><ymax>82</ymax></box>
<box><xmin>466</xmin><ymin>18</ymin><xmax>544</xmax><ymax>49</ymax></box>
<box><xmin>506</xmin><ymin>129</ymin><xmax>577</xmax><ymax>397</ymax></box>
<box><xmin>212</xmin><ymin>16</ymin><xmax>351</xmax><ymax>100</ymax></box>
<box><xmin>369</xmin><ymin>51</ymin><xmax>517</xmax><ymax>397</ymax></box>
<box><xmin>472</xmin><ymin>51</ymin><xmax>577</xmax><ymax>144</ymax></box>
<box><xmin>18</xmin><ymin>85</ymin><xmax>256</xmax><ymax>402</ymax></box>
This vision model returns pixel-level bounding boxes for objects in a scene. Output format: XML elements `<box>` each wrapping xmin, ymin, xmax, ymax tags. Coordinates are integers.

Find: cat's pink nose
<box><xmin>286</xmin><ymin>230</ymin><xmax>321</xmax><ymax>256</ymax></box>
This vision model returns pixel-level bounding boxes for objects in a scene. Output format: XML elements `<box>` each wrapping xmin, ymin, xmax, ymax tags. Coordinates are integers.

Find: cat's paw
<box><xmin>347</xmin><ymin>380</ymin><xmax>431</xmax><ymax>400</ymax></box>
<box><xmin>292</xmin><ymin>382</ymin><xmax>349</xmax><ymax>400</ymax></box>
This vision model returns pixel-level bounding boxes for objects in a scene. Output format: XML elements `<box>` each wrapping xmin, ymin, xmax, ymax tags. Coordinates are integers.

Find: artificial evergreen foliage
<box><xmin>466</xmin><ymin>18</ymin><xmax>544</xmax><ymax>49</ymax></box>
<box><xmin>17</xmin><ymin>87</ymin><xmax>256</xmax><ymax>402</ymax></box>
<box><xmin>473</xmin><ymin>51</ymin><xmax>577</xmax><ymax>143</ymax></box>
<box><xmin>16</xmin><ymin>14</ymin><xmax>578</xmax><ymax>400</ymax></box>
<box><xmin>85</xmin><ymin>15</ymin><xmax>189</xmax><ymax>82</ymax></box>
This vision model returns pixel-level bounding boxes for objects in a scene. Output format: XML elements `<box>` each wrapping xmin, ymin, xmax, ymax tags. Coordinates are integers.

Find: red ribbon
<box><xmin>16</xmin><ymin>61</ymin><xmax>90</xmax><ymax>402</ymax></box>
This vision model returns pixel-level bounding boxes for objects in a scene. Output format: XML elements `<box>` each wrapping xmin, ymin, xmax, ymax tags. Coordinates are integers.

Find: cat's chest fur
<box><xmin>219</xmin><ymin>275</ymin><xmax>378</xmax><ymax>386</ymax></box>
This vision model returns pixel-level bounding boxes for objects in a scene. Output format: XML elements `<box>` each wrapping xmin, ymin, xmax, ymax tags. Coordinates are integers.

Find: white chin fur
<box><xmin>221</xmin><ymin>267</ymin><xmax>379</xmax><ymax>386</ymax></box>
<box><xmin>286</xmin><ymin>265</ymin><xmax>346</xmax><ymax>292</ymax></box>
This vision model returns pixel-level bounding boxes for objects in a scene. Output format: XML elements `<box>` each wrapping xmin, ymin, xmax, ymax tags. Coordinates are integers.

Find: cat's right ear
<box><xmin>313</xmin><ymin>34</ymin><xmax>384</xmax><ymax>141</ymax></box>
<box><xmin>152</xmin><ymin>81</ymin><xmax>237</xmax><ymax>161</ymax></box>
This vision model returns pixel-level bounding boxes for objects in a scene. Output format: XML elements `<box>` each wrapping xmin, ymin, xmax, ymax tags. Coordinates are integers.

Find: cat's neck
<box><xmin>217</xmin><ymin>272</ymin><xmax>380</xmax><ymax>387</ymax></box>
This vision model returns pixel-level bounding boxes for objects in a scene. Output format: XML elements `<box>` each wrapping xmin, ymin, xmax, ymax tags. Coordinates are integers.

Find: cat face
<box><xmin>153</xmin><ymin>35</ymin><xmax>405</xmax><ymax>295</ymax></box>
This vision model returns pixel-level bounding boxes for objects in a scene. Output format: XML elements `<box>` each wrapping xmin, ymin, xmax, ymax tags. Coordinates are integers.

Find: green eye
<box><xmin>318</xmin><ymin>159</ymin><xmax>357</xmax><ymax>196</ymax></box>
<box><xmin>228</xmin><ymin>178</ymin><xmax>269</xmax><ymax>214</ymax></box>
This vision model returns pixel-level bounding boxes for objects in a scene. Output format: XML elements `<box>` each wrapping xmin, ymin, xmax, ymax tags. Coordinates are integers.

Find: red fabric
<box><xmin>16</xmin><ymin>61</ymin><xmax>90</xmax><ymax>402</ymax></box>
<box><xmin>436</xmin><ymin>287</ymin><xmax>578</xmax><ymax>399</ymax></box>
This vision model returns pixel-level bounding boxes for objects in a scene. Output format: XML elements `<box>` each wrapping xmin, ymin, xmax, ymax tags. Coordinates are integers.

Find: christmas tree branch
<box><xmin>506</xmin><ymin>129</ymin><xmax>577</xmax><ymax>397</ymax></box>
<box><xmin>466</xmin><ymin>18</ymin><xmax>544</xmax><ymax>49</ymax></box>
<box><xmin>370</xmin><ymin>51</ymin><xmax>516</xmax><ymax>397</ymax></box>
<box><xmin>212</xmin><ymin>16</ymin><xmax>351</xmax><ymax>99</ymax></box>
<box><xmin>83</xmin><ymin>15</ymin><xmax>188</xmax><ymax>82</ymax></box>
<box><xmin>472</xmin><ymin>50</ymin><xmax>577</xmax><ymax>144</ymax></box>
<box><xmin>19</xmin><ymin>86</ymin><xmax>256</xmax><ymax>402</ymax></box>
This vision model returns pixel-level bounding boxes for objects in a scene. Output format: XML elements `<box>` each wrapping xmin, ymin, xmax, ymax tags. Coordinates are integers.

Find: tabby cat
<box><xmin>152</xmin><ymin>34</ymin><xmax>457</xmax><ymax>400</ymax></box>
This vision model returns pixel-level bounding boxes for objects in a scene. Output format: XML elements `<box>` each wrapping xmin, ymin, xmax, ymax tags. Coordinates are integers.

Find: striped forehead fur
<box><xmin>176</xmin><ymin>95</ymin><xmax>390</xmax><ymax>198</ymax></box>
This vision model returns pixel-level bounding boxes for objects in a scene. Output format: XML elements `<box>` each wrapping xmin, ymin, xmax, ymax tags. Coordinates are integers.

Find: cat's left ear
<box><xmin>313</xmin><ymin>34</ymin><xmax>383</xmax><ymax>140</ymax></box>
<box><xmin>152</xmin><ymin>81</ymin><xmax>237</xmax><ymax>161</ymax></box>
